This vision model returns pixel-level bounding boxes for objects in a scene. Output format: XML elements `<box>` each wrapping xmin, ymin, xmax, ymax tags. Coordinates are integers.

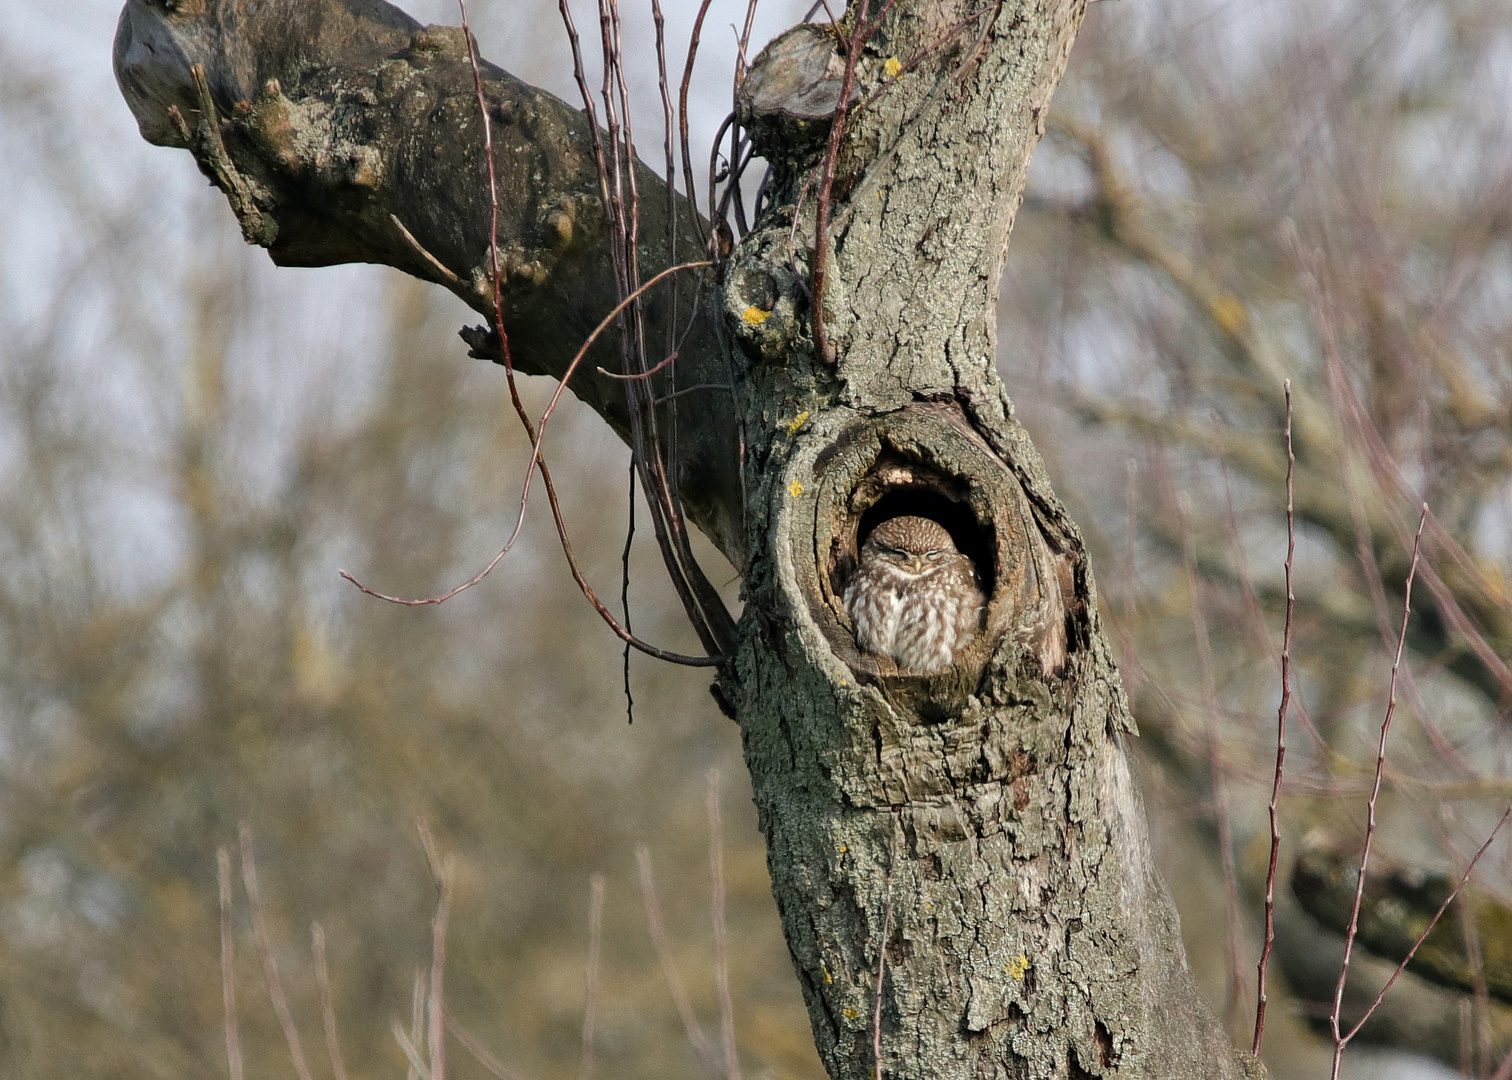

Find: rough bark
<box><xmin>114</xmin><ymin>1</ymin><xmax>1262</xmax><ymax>1076</ymax></box>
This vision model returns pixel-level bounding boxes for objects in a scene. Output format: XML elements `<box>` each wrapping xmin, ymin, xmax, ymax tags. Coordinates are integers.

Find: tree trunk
<box><xmin>113</xmin><ymin>1</ymin><xmax>1263</xmax><ymax>1076</ymax></box>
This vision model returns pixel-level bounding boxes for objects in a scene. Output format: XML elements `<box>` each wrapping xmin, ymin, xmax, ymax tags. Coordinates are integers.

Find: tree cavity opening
<box><xmin>799</xmin><ymin>405</ymin><xmax>1075</xmax><ymax>686</ymax></box>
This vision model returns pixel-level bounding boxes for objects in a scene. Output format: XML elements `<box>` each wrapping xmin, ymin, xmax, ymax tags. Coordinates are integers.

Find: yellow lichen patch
<box><xmin>785</xmin><ymin>410</ymin><xmax>811</xmax><ymax>435</ymax></box>
<box><xmin>1211</xmin><ymin>293</ymin><xmax>1249</xmax><ymax>336</ymax></box>
<box><xmin>1007</xmin><ymin>954</ymin><xmax>1031</xmax><ymax>981</ymax></box>
<box><xmin>843</xmin><ymin>1007</ymin><xmax>859</xmax><ymax>1021</ymax></box>
<box><xmin>884</xmin><ymin>56</ymin><xmax>902</xmax><ymax>78</ymax></box>
<box><xmin>822</xmin><ymin>965</ymin><xmax>834</xmax><ymax>984</ymax></box>
<box><xmin>789</xmin><ymin>480</ymin><xmax>804</xmax><ymax>497</ymax></box>
<box><xmin>742</xmin><ymin>305</ymin><xmax>772</xmax><ymax>326</ymax></box>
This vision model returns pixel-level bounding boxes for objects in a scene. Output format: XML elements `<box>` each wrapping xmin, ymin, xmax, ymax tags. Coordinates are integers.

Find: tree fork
<box><xmin>115</xmin><ymin>0</ymin><xmax>1264</xmax><ymax>1075</ymax></box>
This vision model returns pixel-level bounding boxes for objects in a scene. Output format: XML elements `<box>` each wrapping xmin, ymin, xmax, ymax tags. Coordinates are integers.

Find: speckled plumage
<box><xmin>843</xmin><ymin>516</ymin><xmax>985</xmax><ymax>674</ymax></box>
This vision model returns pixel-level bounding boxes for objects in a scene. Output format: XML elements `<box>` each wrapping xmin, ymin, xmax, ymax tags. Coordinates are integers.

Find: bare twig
<box><xmin>342</xmin><ymin>2</ymin><xmax>720</xmax><ymax>664</ymax></box>
<box><xmin>238</xmin><ymin>824</ymin><xmax>316</xmax><ymax>1080</ymax></box>
<box><xmin>598</xmin><ymin>349</ymin><xmax>680</xmax><ymax>381</ymax></box>
<box><xmin>391</xmin><ymin>214</ymin><xmax>464</xmax><ymax>290</ymax></box>
<box><xmin>679</xmin><ymin>0</ymin><xmax>718</xmax><ymax>243</ymax></box>
<box><xmin>621</xmin><ymin>463</ymin><xmax>636</xmax><ymax>724</ymax></box>
<box><xmin>1328</xmin><ymin>506</ymin><xmax>1429</xmax><ymax>1080</ymax></box>
<box><xmin>312</xmin><ymin>923</ymin><xmax>350</xmax><ymax>1080</ymax></box>
<box><xmin>1253</xmin><ymin>379</ymin><xmax>1294</xmax><ymax>1057</ymax></box>
<box><xmin>636</xmin><ymin>845</ymin><xmax>720</xmax><ymax>1074</ymax></box>
<box><xmin>1344</xmin><ymin>806</ymin><xmax>1512</xmax><ymax>1048</ymax></box>
<box><xmin>708</xmin><ymin>772</ymin><xmax>743</xmax><ymax>1080</ymax></box>
<box><xmin>217</xmin><ymin>848</ymin><xmax>244</xmax><ymax>1080</ymax></box>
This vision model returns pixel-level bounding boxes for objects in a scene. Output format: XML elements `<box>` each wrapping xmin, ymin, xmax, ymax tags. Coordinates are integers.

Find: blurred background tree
<box><xmin>1</xmin><ymin>1</ymin><xmax>1509</xmax><ymax>1079</ymax></box>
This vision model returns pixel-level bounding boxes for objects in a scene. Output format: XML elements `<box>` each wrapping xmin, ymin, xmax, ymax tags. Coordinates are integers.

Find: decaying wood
<box><xmin>115</xmin><ymin>0</ymin><xmax>1264</xmax><ymax>1075</ymax></box>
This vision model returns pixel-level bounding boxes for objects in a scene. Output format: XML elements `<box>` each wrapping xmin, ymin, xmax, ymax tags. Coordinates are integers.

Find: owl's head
<box><xmin>861</xmin><ymin>515</ymin><xmax>961</xmax><ymax>576</ymax></box>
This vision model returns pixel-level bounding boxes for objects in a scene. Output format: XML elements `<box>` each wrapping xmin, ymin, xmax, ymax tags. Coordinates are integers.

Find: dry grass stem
<box><xmin>636</xmin><ymin>844</ymin><xmax>719</xmax><ymax>1073</ymax></box>
<box><xmin>238</xmin><ymin>824</ymin><xmax>316</xmax><ymax>1080</ymax></box>
<box><xmin>311</xmin><ymin>923</ymin><xmax>350</xmax><ymax>1080</ymax></box>
<box><xmin>217</xmin><ymin>848</ymin><xmax>244</xmax><ymax>1080</ymax></box>
<box><xmin>707</xmin><ymin>772</ymin><xmax>742</xmax><ymax>1080</ymax></box>
<box><xmin>579</xmin><ymin>873</ymin><xmax>606</xmax><ymax>1080</ymax></box>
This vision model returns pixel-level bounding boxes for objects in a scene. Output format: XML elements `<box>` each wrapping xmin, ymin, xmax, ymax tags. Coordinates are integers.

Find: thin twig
<box><xmin>636</xmin><ymin>845</ymin><xmax>720</xmax><ymax>1074</ymax></box>
<box><xmin>580</xmin><ymin>874</ymin><xmax>606</xmax><ymax>1080</ymax></box>
<box><xmin>1328</xmin><ymin>506</ymin><xmax>1429</xmax><ymax>1080</ymax></box>
<box><xmin>708</xmin><ymin>772</ymin><xmax>743</xmax><ymax>1080</ymax></box>
<box><xmin>598</xmin><ymin>349</ymin><xmax>679</xmax><ymax>380</ymax></box>
<box><xmin>1345</xmin><ymin>805</ymin><xmax>1511</xmax><ymax>1047</ymax></box>
<box><xmin>391</xmin><ymin>214</ymin><xmax>464</xmax><ymax>289</ymax></box>
<box><xmin>238</xmin><ymin>824</ymin><xmax>316</xmax><ymax>1080</ymax></box>
<box><xmin>735</xmin><ymin>0</ymin><xmax>761</xmax><ymax>88</ymax></box>
<box><xmin>218</xmin><ymin>848</ymin><xmax>244</xmax><ymax>1080</ymax></box>
<box><xmin>621</xmin><ymin>463</ymin><xmax>636</xmax><ymax>724</ymax></box>
<box><xmin>312</xmin><ymin>923</ymin><xmax>350</xmax><ymax>1080</ymax></box>
<box><xmin>1252</xmin><ymin>379</ymin><xmax>1294</xmax><ymax>1057</ymax></box>
<box><xmin>679</xmin><ymin>0</ymin><xmax>718</xmax><ymax>242</ymax></box>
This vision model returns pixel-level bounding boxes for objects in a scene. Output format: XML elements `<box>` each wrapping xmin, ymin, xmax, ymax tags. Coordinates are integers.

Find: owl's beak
<box><xmin>904</xmin><ymin>555</ymin><xmax>929</xmax><ymax>575</ymax></box>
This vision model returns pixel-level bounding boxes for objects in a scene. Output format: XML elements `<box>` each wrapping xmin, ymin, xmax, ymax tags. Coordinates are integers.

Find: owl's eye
<box><xmin>926</xmin><ymin>549</ymin><xmax>944</xmax><ymax>561</ymax></box>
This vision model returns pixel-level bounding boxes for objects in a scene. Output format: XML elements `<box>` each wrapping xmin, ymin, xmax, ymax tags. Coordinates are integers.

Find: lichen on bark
<box><xmin>114</xmin><ymin>0</ymin><xmax>1265</xmax><ymax>1076</ymax></box>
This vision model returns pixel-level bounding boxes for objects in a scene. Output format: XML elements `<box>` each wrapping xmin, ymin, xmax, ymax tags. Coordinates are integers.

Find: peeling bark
<box><xmin>114</xmin><ymin>1</ymin><xmax>1263</xmax><ymax>1076</ymax></box>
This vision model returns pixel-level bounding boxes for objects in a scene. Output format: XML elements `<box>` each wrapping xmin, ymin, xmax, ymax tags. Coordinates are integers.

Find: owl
<box><xmin>843</xmin><ymin>515</ymin><xmax>986</xmax><ymax>675</ymax></box>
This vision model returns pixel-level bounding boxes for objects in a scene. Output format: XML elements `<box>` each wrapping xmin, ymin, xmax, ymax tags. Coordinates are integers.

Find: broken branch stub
<box><xmin>112</xmin><ymin>0</ymin><xmax>745</xmax><ymax>565</ymax></box>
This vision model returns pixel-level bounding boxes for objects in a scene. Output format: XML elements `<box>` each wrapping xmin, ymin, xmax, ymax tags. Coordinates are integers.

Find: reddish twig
<box><xmin>311</xmin><ymin>923</ymin><xmax>350</xmax><ymax>1080</ymax></box>
<box><xmin>680</xmin><ymin>0</ymin><xmax>718</xmax><ymax>241</ymax></box>
<box><xmin>636</xmin><ymin>845</ymin><xmax>720</xmax><ymax>1075</ymax></box>
<box><xmin>598</xmin><ymin>349</ymin><xmax>679</xmax><ymax>380</ymax></box>
<box><xmin>341</xmin><ymin>3</ymin><xmax>719</xmax><ymax>664</ymax></box>
<box><xmin>573</xmin><ymin>0</ymin><xmax>736</xmax><ymax>657</ymax></box>
<box><xmin>238</xmin><ymin>824</ymin><xmax>316</xmax><ymax>1080</ymax></box>
<box><xmin>1327</xmin><ymin>505</ymin><xmax>1429</xmax><ymax>1080</ymax></box>
<box><xmin>1340</xmin><ymin>805</ymin><xmax>1512</xmax><ymax>1059</ymax></box>
<box><xmin>1253</xmin><ymin>379</ymin><xmax>1294</xmax><ymax>1056</ymax></box>
<box><xmin>217</xmin><ymin>848</ymin><xmax>245</xmax><ymax>1080</ymax></box>
<box><xmin>708</xmin><ymin>772</ymin><xmax>743</xmax><ymax>1080</ymax></box>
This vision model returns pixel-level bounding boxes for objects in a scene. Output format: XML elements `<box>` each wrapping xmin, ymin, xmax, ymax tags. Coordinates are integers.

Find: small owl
<box><xmin>843</xmin><ymin>515</ymin><xmax>986</xmax><ymax>675</ymax></box>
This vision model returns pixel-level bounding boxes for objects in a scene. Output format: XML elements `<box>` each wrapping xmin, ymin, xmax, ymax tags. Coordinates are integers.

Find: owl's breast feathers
<box><xmin>844</xmin><ymin>553</ymin><xmax>984</xmax><ymax>675</ymax></box>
